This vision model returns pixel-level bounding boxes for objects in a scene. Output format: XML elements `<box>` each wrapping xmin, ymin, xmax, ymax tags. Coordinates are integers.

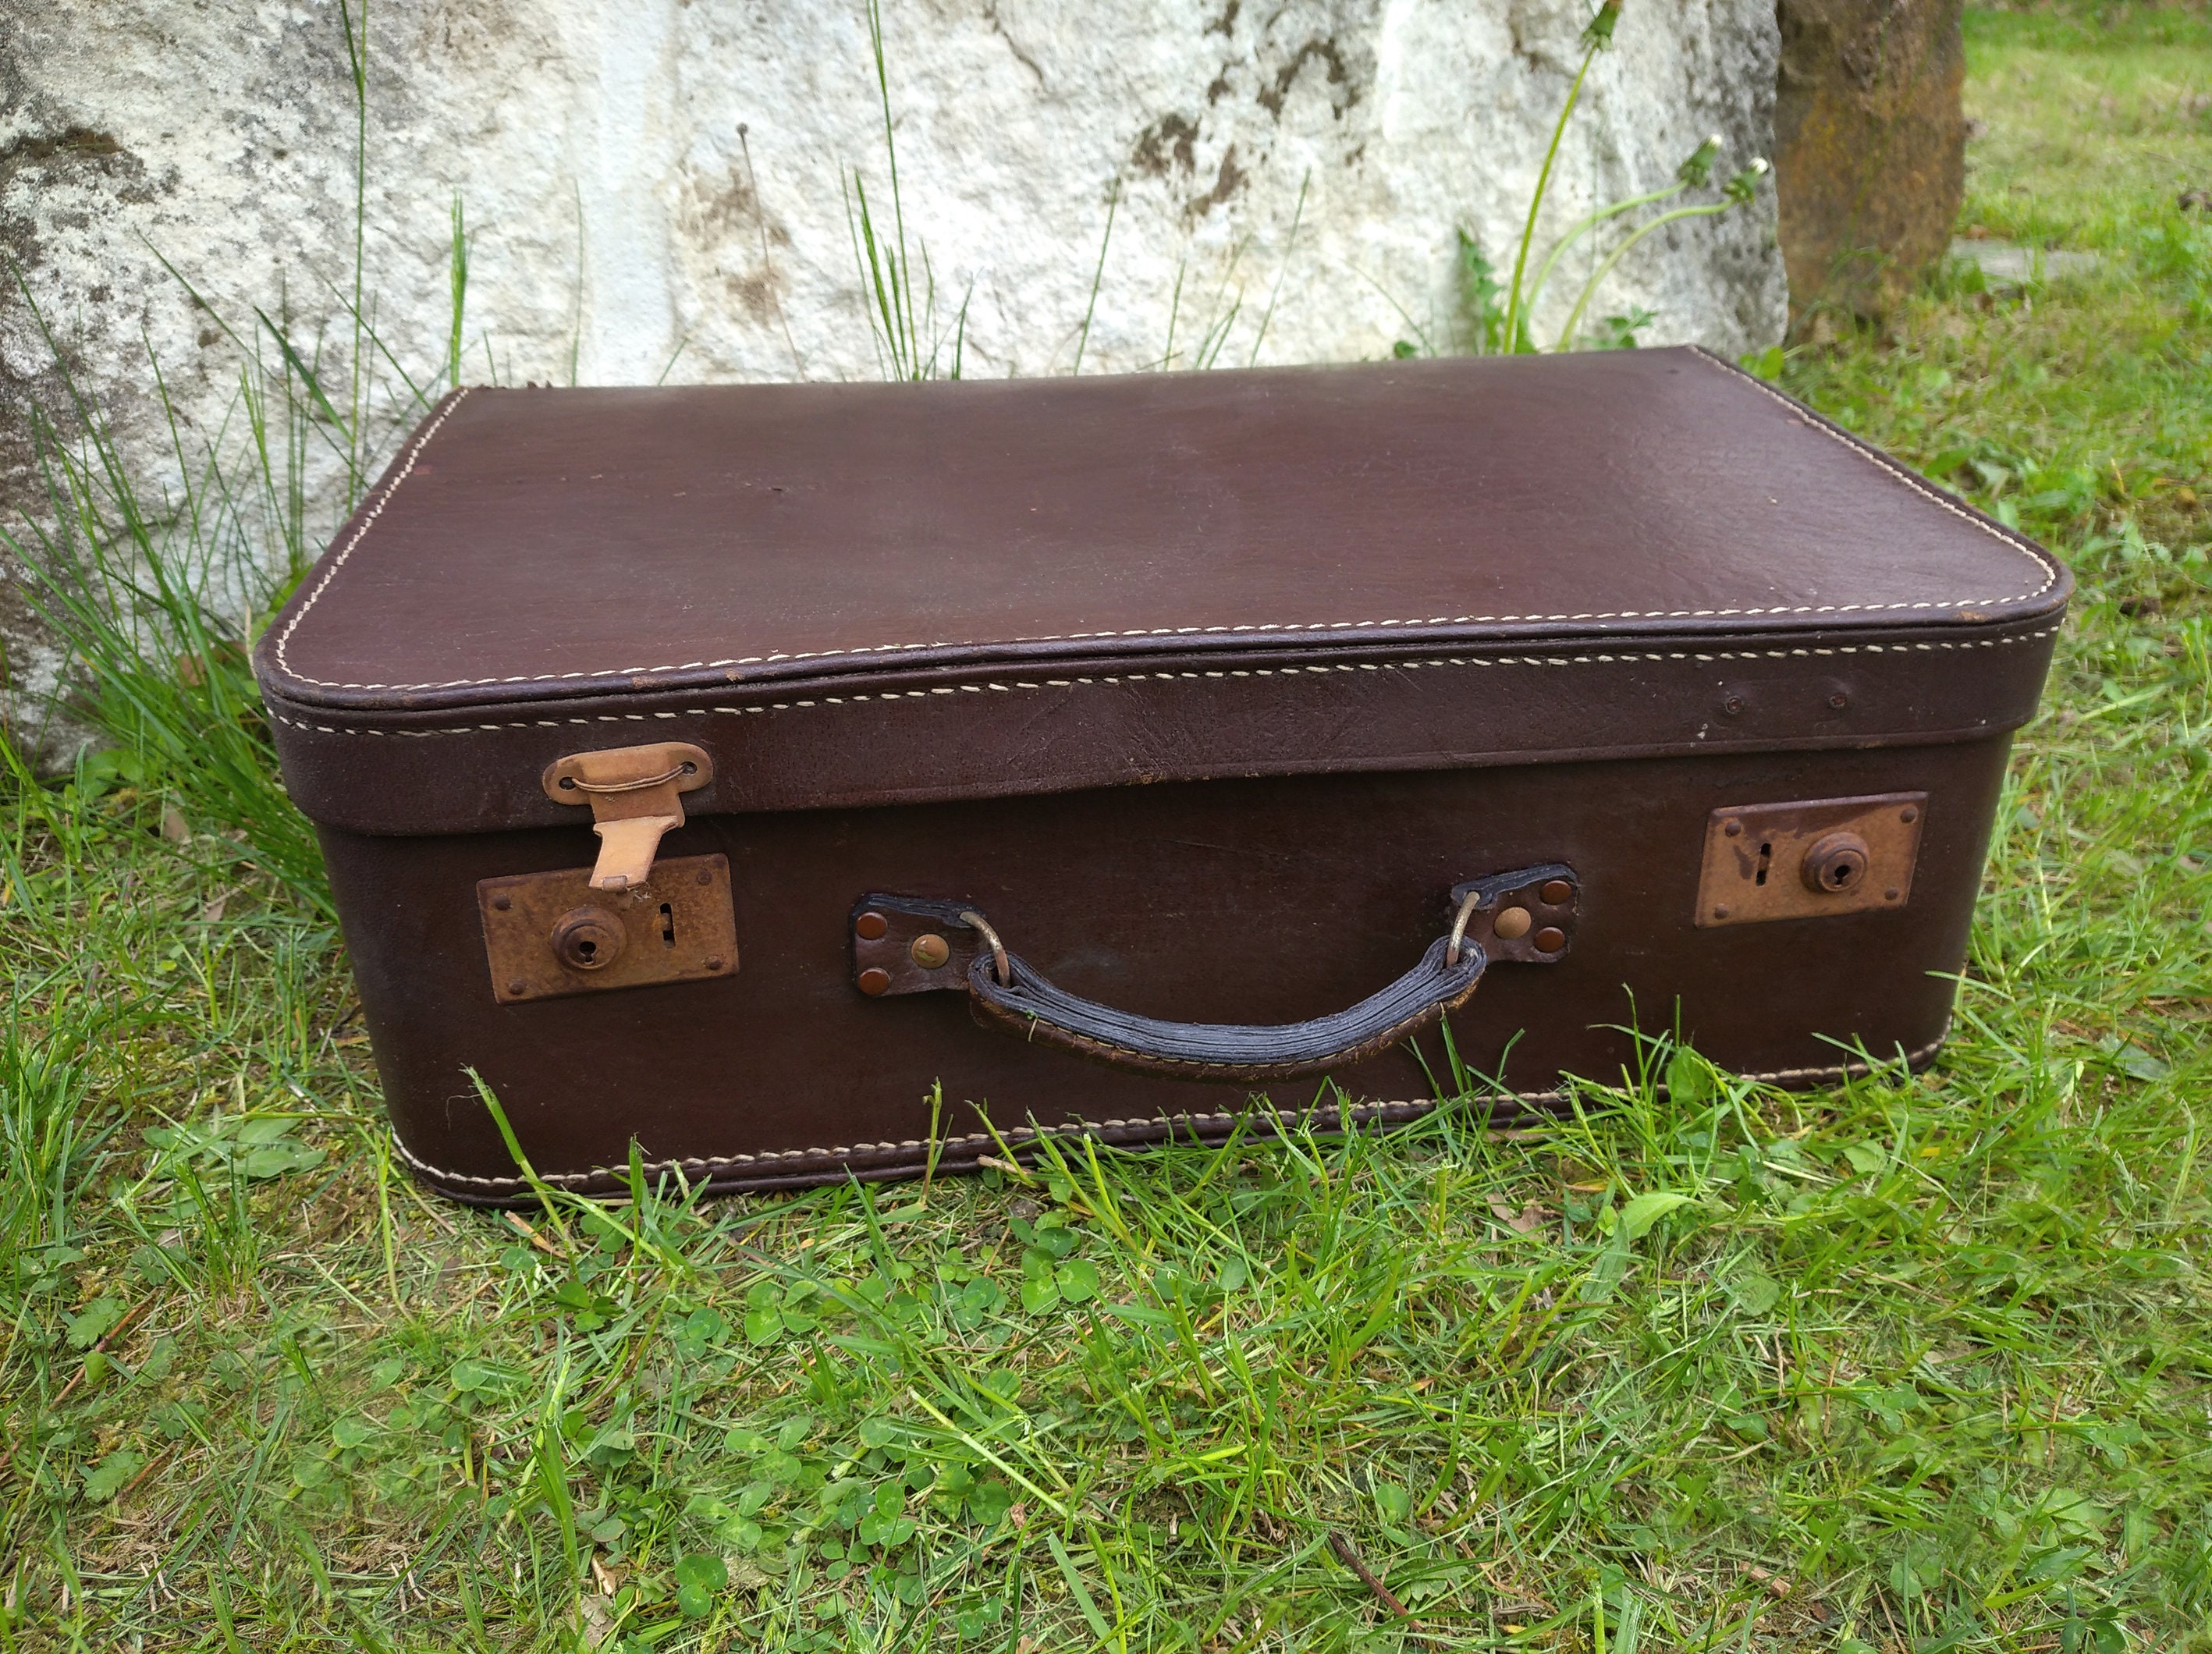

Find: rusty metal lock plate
<box><xmin>478</xmin><ymin>854</ymin><xmax>737</xmax><ymax>1003</ymax></box>
<box><xmin>1695</xmin><ymin>793</ymin><xmax>1926</xmax><ymax>928</ymax></box>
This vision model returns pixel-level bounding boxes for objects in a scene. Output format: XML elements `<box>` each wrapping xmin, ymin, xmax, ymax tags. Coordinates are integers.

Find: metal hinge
<box><xmin>544</xmin><ymin>742</ymin><xmax>712</xmax><ymax>891</ymax></box>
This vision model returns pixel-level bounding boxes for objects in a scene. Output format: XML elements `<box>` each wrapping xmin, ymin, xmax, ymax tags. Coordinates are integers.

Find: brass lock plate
<box><xmin>478</xmin><ymin>854</ymin><xmax>737</xmax><ymax>1003</ymax></box>
<box><xmin>1695</xmin><ymin>792</ymin><xmax>1926</xmax><ymax>928</ymax></box>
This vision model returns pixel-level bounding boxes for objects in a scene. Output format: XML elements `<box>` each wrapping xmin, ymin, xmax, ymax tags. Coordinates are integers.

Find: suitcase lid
<box><xmin>257</xmin><ymin>348</ymin><xmax>2068</xmax><ymax>836</ymax></box>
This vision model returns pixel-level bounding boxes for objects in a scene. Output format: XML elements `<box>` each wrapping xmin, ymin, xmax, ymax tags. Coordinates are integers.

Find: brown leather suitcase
<box><xmin>254</xmin><ymin>349</ymin><xmax>2068</xmax><ymax>1205</ymax></box>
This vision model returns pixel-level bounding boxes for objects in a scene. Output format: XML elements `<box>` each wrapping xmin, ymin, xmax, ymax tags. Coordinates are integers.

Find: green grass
<box><xmin>2</xmin><ymin>9</ymin><xmax>2210</xmax><ymax>1649</ymax></box>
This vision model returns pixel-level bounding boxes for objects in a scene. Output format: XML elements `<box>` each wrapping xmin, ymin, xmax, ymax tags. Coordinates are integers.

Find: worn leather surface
<box><xmin>966</xmin><ymin>934</ymin><xmax>1489</xmax><ymax>1082</ymax></box>
<box><xmin>264</xmin><ymin>353</ymin><xmax>2064</xmax><ymax>1201</ymax></box>
<box><xmin>271</xmin><ymin>611</ymin><xmax>2061</xmax><ymax>836</ymax></box>
<box><xmin>255</xmin><ymin>350</ymin><xmax>2067</xmax><ymax>836</ymax></box>
<box><xmin>321</xmin><ymin>740</ymin><xmax>2018</xmax><ymax>1204</ymax></box>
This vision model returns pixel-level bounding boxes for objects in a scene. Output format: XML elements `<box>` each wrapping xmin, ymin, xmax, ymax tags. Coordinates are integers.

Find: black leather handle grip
<box><xmin>850</xmin><ymin>866</ymin><xmax>1578</xmax><ymax>1082</ymax></box>
<box><xmin>964</xmin><ymin>933</ymin><xmax>1487</xmax><ymax>1082</ymax></box>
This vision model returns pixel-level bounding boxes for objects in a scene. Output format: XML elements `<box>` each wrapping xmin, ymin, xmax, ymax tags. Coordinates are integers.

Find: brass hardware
<box><xmin>551</xmin><ymin>906</ymin><xmax>627</xmax><ymax>971</ymax></box>
<box><xmin>544</xmin><ymin>742</ymin><xmax>712</xmax><ymax>892</ymax></box>
<box><xmin>849</xmin><ymin>897</ymin><xmax>1012</xmax><ymax>994</ymax></box>
<box><xmin>1801</xmin><ymin>832</ymin><xmax>1869</xmax><ymax>895</ymax></box>
<box><xmin>1695</xmin><ymin>793</ymin><xmax>1926</xmax><ymax>928</ymax></box>
<box><xmin>1447</xmin><ymin>889</ymin><xmax>1482</xmax><ymax>965</ymax></box>
<box><xmin>850</xmin><ymin>896</ymin><xmax>981</xmax><ymax>996</ymax></box>
<box><xmin>1446</xmin><ymin>864</ymin><xmax>1581</xmax><ymax>964</ymax></box>
<box><xmin>961</xmin><ymin>911</ymin><xmax>1011</xmax><ymax>987</ymax></box>
<box><xmin>478</xmin><ymin>853</ymin><xmax>737</xmax><ymax>1003</ymax></box>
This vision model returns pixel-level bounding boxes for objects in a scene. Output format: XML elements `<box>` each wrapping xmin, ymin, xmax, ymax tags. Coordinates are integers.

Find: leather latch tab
<box><xmin>543</xmin><ymin>743</ymin><xmax>712</xmax><ymax>891</ymax></box>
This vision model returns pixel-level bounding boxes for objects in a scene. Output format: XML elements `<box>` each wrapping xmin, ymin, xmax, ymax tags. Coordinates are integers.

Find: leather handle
<box><xmin>964</xmin><ymin>932</ymin><xmax>1488</xmax><ymax>1082</ymax></box>
<box><xmin>850</xmin><ymin>865</ymin><xmax>1578</xmax><ymax>1082</ymax></box>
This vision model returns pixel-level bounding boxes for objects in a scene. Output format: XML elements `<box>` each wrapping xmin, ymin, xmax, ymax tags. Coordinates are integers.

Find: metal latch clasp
<box><xmin>543</xmin><ymin>742</ymin><xmax>712</xmax><ymax>890</ymax></box>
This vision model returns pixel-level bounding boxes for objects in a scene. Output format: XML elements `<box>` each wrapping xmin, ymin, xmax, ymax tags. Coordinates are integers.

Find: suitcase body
<box><xmin>256</xmin><ymin>350</ymin><xmax>2068</xmax><ymax>1203</ymax></box>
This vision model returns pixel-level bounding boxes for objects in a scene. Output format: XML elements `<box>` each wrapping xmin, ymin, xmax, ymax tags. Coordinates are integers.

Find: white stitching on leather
<box><xmin>266</xmin><ymin>361</ymin><xmax>2060</xmax><ymax>694</ymax></box>
<box><xmin>271</xmin><ymin>389</ymin><xmax>470</xmax><ymax>686</ymax></box>
<box><xmin>266</xmin><ymin>630</ymin><xmax>2059</xmax><ymax>740</ymax></box>
<box><xmin>390</xmin><ymin>1038</ymin><xmax>1947</xmax><ymax>1191</ymax></box>
<box><xmin>1688</xmin><ymin>347</ymin><xmax>2053</xmax><ymax>584</ymax></box>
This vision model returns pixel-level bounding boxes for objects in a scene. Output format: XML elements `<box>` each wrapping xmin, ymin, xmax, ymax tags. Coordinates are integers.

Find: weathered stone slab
<box><xmin>3</xmin><ymin>0</ymin><xmax>1786</xmax><ymax>743</ymax></box>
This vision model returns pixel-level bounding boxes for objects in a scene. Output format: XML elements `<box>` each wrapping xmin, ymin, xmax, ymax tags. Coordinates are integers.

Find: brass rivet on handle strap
<box><xmin>1446</xmin><ymin>865</ymin><xmax>1582</xmax><ymax>967</ymax></box>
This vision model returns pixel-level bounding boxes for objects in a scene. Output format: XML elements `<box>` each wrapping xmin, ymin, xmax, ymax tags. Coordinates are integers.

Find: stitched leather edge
<box><xmin>1685</xmin><ymin>346</ymin><xmax>2059</xmax><ymax>595</ymax></box>
<box><xmin>265</xmin><ymin>359</ymin><xmax>2062</xmax><ymax>696</ymax></box>
<box><xmin>389</xmin><ymin>1038</ymin><xmax>1947</xmax><ymax>1194</ymax></box>
<box><xmin>267</xmin><ymin>628</ymin><xmax>2061</xmax><ymax>742</ymax></box>
<box><xmin>270</xmin><ymin>389</ymin><xmax>470</xmax><ymax>688</ymax></box>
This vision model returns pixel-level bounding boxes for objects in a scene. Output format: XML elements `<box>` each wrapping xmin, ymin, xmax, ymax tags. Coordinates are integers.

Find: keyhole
<box><xmin>1801</xmin><ymin>832</ymin><xmax>1870</xmax><ymax>895</ymax></box>
<box><xmin>550</xmin><ymin>905</ymin><xmax>626</xmax><ymax>971</ymax></box>
<box><xmin>1755</xmin><ymin>841</ymin><xmax>1772</xmax><ymax>886</ymax></box>
<box><xmin>659</xmin><ymin>902</ymin><xmax>676</xmax><ymax>947</ymax></box>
